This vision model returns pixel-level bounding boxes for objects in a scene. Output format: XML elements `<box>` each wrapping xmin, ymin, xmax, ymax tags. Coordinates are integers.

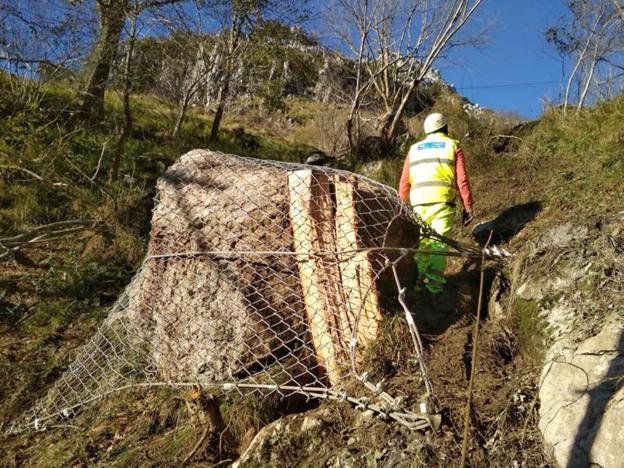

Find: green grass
<box><xmin>510</xmin><ymin>298</ymin><xmax>548</xmax><ymax>365</ymax></box>
<box><xmin>0</xmin><ymin>77</ymin><xmax>314</xmax><ymax>428</ymax></box>
<box><xmin>514</xmin><ymin>96</ymin><xmax>624</xmax><ymax>213</ymax></box>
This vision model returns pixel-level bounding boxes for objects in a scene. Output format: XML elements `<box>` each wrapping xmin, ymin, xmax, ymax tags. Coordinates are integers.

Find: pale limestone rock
<box><xmin>539</xmin><ymin>320</ymin><xmax>624</xmax><ymax>468</ymax></box>
<box><xmin>516</xmin><ymin>281</ymin><xmax>544</xmax><ymax>301</ymax></box>
<box><xmin>301</xmin><ymin>415</ymin><xmax>323</xmax><ymax>432</ymax></box>
<box><xmin>541</xmin><ymin>223</ymin><xmax>589</xmax><ymax>249</ymax></box>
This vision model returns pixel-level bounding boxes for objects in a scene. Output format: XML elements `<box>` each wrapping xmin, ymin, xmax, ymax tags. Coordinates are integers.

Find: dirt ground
<box><xmin>185</xmin><ymin>255</ymin><xmax>553</xmax><ymax>467</ymax></box>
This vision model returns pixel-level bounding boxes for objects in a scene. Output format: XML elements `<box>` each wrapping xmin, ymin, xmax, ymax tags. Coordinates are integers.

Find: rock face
<box><xmin>512</xmin><ymin>221</ymin><xmax>624</xmax><ymax>467</ymax></box>
<box><xmin>539</xmin><ymin>320</ymin><xmax>624</xmax><ymax>468</ymax></box>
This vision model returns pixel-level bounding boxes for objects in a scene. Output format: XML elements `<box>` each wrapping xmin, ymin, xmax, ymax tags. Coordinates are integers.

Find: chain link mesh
<box><xmin>6</xmin><ymin>150</ymin><xmax>483</xmax><ymax>435</ymax></box>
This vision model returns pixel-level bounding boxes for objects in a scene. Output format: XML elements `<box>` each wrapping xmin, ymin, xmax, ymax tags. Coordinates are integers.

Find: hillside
<box><xmin>1</xmin><ymin>70</ymin><xmax>623</xmax><ymax>467</ymax></box>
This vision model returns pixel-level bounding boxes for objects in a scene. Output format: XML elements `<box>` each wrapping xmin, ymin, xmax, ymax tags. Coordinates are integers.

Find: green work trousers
<box><xmin>413</xmin><ymin>203</ymin><xmax>455</xmax><ymax>294</ymax></box>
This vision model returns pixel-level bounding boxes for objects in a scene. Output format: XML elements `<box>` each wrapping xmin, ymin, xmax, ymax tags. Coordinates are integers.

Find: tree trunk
<box><xmin>577</xmin><ymin>50</ymin><xmax>599</xmax><ymax>111</ymax></box>
<box><xmin>564</xmin><ymin>49</ymin><xmax>587</xmax><ymax>113</ymax></box>
<box><xmin>173</xmin><ymin>46</ymin><xmax>205</xmax><ymax>138</ymax></box>
<box><xmin>81</xmin><ymin>0</ymin><xmax>128</xmax><ymax>120</ymax></box>
<box><xmin>346</xmin><ymin>27</ymin><xmax>367</xmax><ymax>159</ymax></box>
<box><xmin>563</xmin><ymin>21</ymin><xmax>597</xmax><ymax>113</ymax></box>
<box><xmin>204</xmin><ymin>45</ymin><xmax>221</xmax><ymax>109</ymax></box>
<box><xmin>173</xmin><ymin>87</ymin><xmax>193</xmax><ymax>138</ymax></box>
<box><xmin>209</xmin><ymin>20</ymin><xmax>241</xmax><ymax>140</ymax></box>
<box><xmin>209</xmin><ymin>79</ymin><xmax>229</xmax><ymax>140</ymax></box>
<box><xmin>379</xmin><ymin>80</ymin><xmax>418</xmax><ymax>146</ymax></box>
<box><xmin>108</xmin><ymin>14</ymin><xmax>136</xmax><ymax>183</ymax></box>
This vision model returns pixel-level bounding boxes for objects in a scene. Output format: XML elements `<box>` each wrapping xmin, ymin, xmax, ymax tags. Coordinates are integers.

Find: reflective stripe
<box><xmin>408</xmin><ymin>133</ymin><xmax>458</xmax><ymax>205</ymax></box>
<box><xmin>412</xmin><ymin>181</ymin><xmax>454</xmax><ymax>188</ymax></box>
<box><xmin>409</xmin><ymin>158</ymin><xmax>455</xmax><ymax>167</ymax></box>
<box><xmin>413</xmin><ymin>201</ymin><xmax>456</xmax><ymax>208</ymax></box>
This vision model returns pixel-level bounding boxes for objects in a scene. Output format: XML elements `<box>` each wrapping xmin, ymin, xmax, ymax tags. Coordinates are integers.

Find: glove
<box><xmin>462</xmin><ymin>208</ymin><xmax>474</xmax><ymax>227</ymax></box>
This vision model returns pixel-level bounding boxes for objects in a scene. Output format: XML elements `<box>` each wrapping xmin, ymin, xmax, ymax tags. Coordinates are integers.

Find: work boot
<box><xmin>413</xmin><ymin>272</ymin><xmax>427</xmax><ymax>294</ymax></box>
<box><xmin>423</xmin><ymin>277</ymin><xmax>444</xmax><ymax>294</ymax></box>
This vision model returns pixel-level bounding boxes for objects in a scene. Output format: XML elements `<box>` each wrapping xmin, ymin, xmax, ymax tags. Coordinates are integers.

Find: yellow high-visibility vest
<box><xmin>408</xmin><ymin>132</ymin><xmax>458</xmax><ymax>206</ymax></box>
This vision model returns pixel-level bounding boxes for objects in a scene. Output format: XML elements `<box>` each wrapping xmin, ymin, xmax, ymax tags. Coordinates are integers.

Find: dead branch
<box><xmin>91</xmin><ymin>141</ymin><xmax>108</xmax><ymax>180</ymax></box>
<box><xmin>0</xmin><ymin>220</ymin><xmax>93</xmax><ymax>260</ymax></box>
<box><xmin>0</xmin><ymin>164</ymin><xmax>45</xmax><ymax>181</ymax></box>
<box><xmin>487</xmin><ymin>134</ymin><xmax>526</xmax><ymax>143</ymax></box>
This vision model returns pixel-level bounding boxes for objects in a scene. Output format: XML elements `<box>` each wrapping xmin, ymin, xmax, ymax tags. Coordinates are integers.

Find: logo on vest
<box><xmin>417</xmin><ymin>142</ymin><xmax>447</xmax><ymax>151</ymax></box>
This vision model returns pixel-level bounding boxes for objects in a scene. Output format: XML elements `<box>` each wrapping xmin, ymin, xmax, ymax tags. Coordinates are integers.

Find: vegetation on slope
<box><xmin>0</xmin><ymin>78</ymin><xmax>312</xmax><ymax>438</ymax></box>
<box><xmin>1</xmin><ymin>66</ymin><xmax>623</xmax><ymax>464</ymax></box>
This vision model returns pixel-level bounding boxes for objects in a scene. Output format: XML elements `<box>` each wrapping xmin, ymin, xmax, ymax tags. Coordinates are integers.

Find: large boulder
<box><xmin>119</xmin><ymin>150</ymin><xmax>421</xmax><ymax>386</ymax></box>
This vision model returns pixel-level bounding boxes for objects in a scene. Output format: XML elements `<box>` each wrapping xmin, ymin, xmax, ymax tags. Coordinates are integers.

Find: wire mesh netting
<box><xmin>6</xmin><ymin>150</ymin><xmax>486</xmax><ymax>435</ymax></box>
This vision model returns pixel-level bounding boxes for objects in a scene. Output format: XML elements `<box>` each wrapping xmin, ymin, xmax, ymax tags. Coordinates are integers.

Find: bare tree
<box><xmin>547</xmin><ymin>0</ymin><xmax>624</xmax><ymax>112</ymax></box>
<box><xmin>150</xmin><ymin>2</ymin><xmax>216</xmax><ymax>138</ymax></box>
<box><xmin>171</xmin><ymin>41</ymin><xmax>210</xmax><ymax>137</ymax></box>
<box><xmin>209</xmin><ymin>8</ymin><xmax>246</xmax><ymax>140</ymax></box>
<box><xmin>108</xmin><ymin>13</ymin><xmax>139</xmax><ymax>182</ymax></box>
<box><xmin>328</xmin><ymin>0</ymin><xmax>485</xmax><ymax>152</ymax></box>
<box><xmin>329</xmin><ymin>0</ymin><xmax>378</xmax><ymax>154</ymax></box>
<box><xmin>0</xmin><ymin>0</ymin><xmax>92</xmax><ymax>106</ymax></box>
<box><xmin>206</xmin><ymin>0</ymin><xmax>309</xmax><ymax>140</ymax></box>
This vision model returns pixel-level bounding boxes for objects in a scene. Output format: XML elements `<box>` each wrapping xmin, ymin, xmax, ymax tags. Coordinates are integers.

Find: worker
<box><xmin>398</xmin><ymin>112</ymin><xmax>474</xmax><ymax>294</ymax></box>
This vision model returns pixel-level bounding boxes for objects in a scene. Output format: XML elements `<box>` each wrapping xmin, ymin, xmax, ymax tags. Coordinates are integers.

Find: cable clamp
<box><xmin>393</xmin><ymin>395</ymin><xmax>406</xmax><ymax>409</ymax></box>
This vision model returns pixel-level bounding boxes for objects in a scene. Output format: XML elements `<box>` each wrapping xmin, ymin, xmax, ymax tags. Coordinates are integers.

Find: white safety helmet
<box><xmin>423</xmin><ymin>113</ymin><xmax>447</xmax><ymax>134</ymax></box>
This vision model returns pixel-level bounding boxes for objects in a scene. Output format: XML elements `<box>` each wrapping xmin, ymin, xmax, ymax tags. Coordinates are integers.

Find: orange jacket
<box><xmin>398</xmin><ymin>144</ymin><xmax>473</xmax><ymax>211</ymax></box>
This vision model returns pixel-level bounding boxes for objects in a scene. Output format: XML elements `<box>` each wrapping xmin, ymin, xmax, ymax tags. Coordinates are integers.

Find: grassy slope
<box><xmin>468</xmin><ymin>97</ymin><xmax>624</xmax><ymax>363</ymax></box>
<box><xmin>1</xmin><ymin>76</ymin><xmax>623</xmax><ymax>464</ymax></box>
<box><xmin>0</xmin><ymin>79</ymin><xmax>314</xmax><ymax>464</ymax></box>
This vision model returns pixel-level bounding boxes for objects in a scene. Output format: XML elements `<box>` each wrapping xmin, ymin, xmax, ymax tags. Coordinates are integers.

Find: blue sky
<box><xmin>441</xmin><ymin>0</ymin><xmax>569</xmax><ymax>118</ymax></box>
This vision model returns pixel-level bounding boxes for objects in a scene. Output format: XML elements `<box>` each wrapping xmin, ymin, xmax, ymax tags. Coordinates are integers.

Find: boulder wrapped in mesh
<box><xmin>7</xmin><ymin>149</ymin><xmax>431</xmax><ymax>434</ymax></box>
<box><xmin>131</xmin><ymin>150</ymin><xmax>420</xmax><ymax>387</ymax></box>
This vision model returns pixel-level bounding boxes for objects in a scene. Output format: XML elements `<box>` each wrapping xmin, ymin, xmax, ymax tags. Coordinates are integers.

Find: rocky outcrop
<box><xmin>539</xmin><ymin>321</ymin><xmax>624</xmax><ymax>468</ymax></box>
<box><xmin>511</xmin><ymin>219</ymin><xmax>624</xmax><ymax>467</ymax></box>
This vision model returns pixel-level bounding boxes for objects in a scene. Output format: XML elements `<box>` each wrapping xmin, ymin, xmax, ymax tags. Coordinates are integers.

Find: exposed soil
<box><xmin>206</xmin><ymin>256</ymin><xmax>553</xmax><ymax>467</ymax></box>
<box><xmin>412</xmin><ymin>260</ymin><xmax>545</xmax><ymax>466</ymax></box>
<box><xmin>0</xmin><ymin>253</ymin><xmax>552</xmax><ymax>467</ymax></box>
<box><xmin>360</xmin><ymin>256</ymin><xmax>551</xmax><ymax>466</ymax></box>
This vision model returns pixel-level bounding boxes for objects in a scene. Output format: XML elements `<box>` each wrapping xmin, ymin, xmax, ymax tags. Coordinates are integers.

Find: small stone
<box><xmin>300</xmin><ymin>416</ymin><xmax>322</xmax><ymax>432</ymax></box>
